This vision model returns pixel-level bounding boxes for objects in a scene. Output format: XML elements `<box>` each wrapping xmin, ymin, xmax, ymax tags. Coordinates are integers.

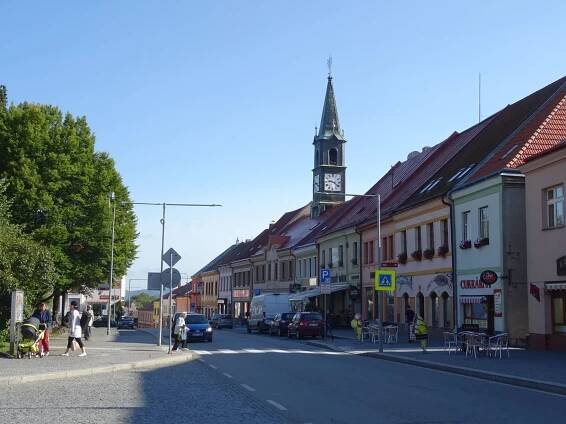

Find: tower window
<box><xmin>315</xmin><ymin>149</ymin><xmax>320</xmax><ymax>166</ymax></box>
<box><xmin>329</xmin><ymin>148</ymin><xmax>338</xmax><ymax>165</ymax></box>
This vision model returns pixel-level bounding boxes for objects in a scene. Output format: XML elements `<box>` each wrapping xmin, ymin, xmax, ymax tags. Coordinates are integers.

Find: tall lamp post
<box><xmin>107</xmin><ymin>192</ymin><xmax>117</xmax><ymax>336</ymax></box>
<box><xmin>131</xmin><ymin>202</ymin><xmax>222</xmax><ymax>346</ymax></box>
<box><xmin>315</xmin><ymin>191</ymin><xmax>383</xmax><ymax>352</ymax></box>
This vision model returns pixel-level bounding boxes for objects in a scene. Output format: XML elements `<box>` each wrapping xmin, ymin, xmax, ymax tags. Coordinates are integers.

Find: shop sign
<box><xmin>233</xmin><ymin>289</ymin><xmax>249</xmax><ymax>299</ymax></box>
<box><xmin>557</xmin><ymin>256</ymin><xmax>566</xmax><ymax>276</ymax></box>
<box><xmin>480</xmin><ymin>270</ymin><xmax>498</xmax><ymax>286</ymax></box>
<box><xmin>217</xmin><ymin>299</ymin><xmax>225</xmax><ymax>304</ymax></box>
<box><xmin>494</xmin><ymin>289</ymin><xmax>503</xmax><ymax>317</ymax></box>
<box><xmin>460</xmin><ymin>278</ymin><xmax>489</xmax><ymax>289</ymax></box>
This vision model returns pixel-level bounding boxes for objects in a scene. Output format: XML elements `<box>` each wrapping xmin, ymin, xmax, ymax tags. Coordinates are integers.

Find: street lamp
<box><xmin>130</xmin><ymin>201</ymin><xmax>222</xmax><ymax>348</ymax></box>
<box><xmin>315</xmin><ymin>191</ymin><xmax>384</xmax><ymax>352</ymax></box>
<box><xmin>107</xmin><ymin>192</ymin><xmax>116</xmax><ymax>336</ymax></box>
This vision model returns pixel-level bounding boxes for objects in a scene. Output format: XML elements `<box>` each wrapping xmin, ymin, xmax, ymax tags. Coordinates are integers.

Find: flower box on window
<box><xmin>437</xmin><ymin>245</ymin><xmax>449</xmax><ymax>257</ymax></box>
<box><xmin>459</xmin><ymin>240</ymin><xmax>472</xmax><ymax>250</ymax></box>
<box><xmin>474</xmin><ymin>237</ymin><xmax>490</xmax><ymax>248</ymax></box>
<box><xmin>397</xmin><ymin>252</ymin><xmax>408</xmax><ymax>265</ymax></box>
<box><xmin>411</xmin><ymin>249</ymin><xmax>423</xmax><ymax>261</ymax></box>
<box><xmin>423</xmin><ymin>248</ymin><xmax>435</xmax><ymax>260</ymax></box>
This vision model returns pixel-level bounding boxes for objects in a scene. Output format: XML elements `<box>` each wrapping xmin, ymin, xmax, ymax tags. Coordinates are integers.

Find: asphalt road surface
<box><xmin>1</xmin><ymin>328</ymin><xmax>565</xmax><ymax>424</ymax></box>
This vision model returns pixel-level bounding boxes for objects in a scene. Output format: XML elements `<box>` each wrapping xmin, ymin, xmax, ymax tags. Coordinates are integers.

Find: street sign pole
<box><xmin>169</xmin><ymin>251</ymin><xmax>173</xmax><ymax>354</ymax></box>
<box><xmin>376</xmin><ymin>194</ymin><xmax>384</xmax><ymax>353</ymax></box>
<box><xmin>158</xmin><ymin>203</ymin><xmax>165</xmax><ymax>347</ymax></box>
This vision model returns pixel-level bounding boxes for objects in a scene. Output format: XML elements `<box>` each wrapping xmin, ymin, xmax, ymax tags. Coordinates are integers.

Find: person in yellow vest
<box><xmin>414</xmin><ymin>315</ymin><xmax>428</xmax><ymax>352</ymax></box>
<box><xmin>351</xmin><ymin>313</ymin><xmax>362</xmax><ymax>341</ymax></box>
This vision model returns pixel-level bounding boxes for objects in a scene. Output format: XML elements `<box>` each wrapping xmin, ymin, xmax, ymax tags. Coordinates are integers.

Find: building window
<box><xmin>321</xmin><ymin>250</ymin><xmax>326</xmax><ymax>268</ymax></box>
<box><xmin>289</xmin><ymin>261</ymin><xmax>294</xmax><ymax>279</ymax></box>
<box><xmin>417</xmin><ymin>292</ymin><xmax>425</xmax><ymax>319</ymax></box>
<box><xmin>415</xmin><ymin>227</ymin><xmax>422</xmax><ymax>251</ymax></box>
<box><xmin>441</xmin><ymin>219</ymin><xmax>449</xmax><ymax>248</ymax></box>
<box><xmin>462</xmin><ymin>211</ymin><xmax>471</xmax><ymax>240</ymax></box>
<box><xmin>281</xmin><ymin>262</ymin><xmax>286</xmax><ymax>280</ymax></box>
<box><xmin>329</xmin><ymin>148</ymin><xmax>338</xmax><ymax>165</ymax></box>
<box><xmin>369</xmin><ymin>241</ymin><xmax>374</xmax><ymax>264</ymax></box>
<box><xmin>463</xmin><ymin>302</ymin><xmax>488</xmax><ymax>330</ymax></box>
<box><xmin>401</xmin><ymin>230</ymin><xmax>407</xmax><ymax>254</ymax></box>
<box><xmin>388</xmin><ymin>235</ymin><xmax>394</xmax><ymax>260</ymax></box>
<box><xmin>267</xmin><ymin>263</ymin><xmax>271</xmax><ymax>281</ymax></box>
<box><xmin>338</xmin><ymin>245</ymin><xmax>344</xmax><ymax>267</ymax></box>
<box><xmin>382</xmin><ymin>237</ymin><xmax>388</xmax><ymax>261</ymax></box>
<box><xmin>545</xmin><ymin>184</ymin><xmax>564</xmax><ymax>229</ymax></box>
<box><xmin>479</xmin><ymin>206</ymin><xmax>489</xmax><ymax>239</ymax></box>
<box><xmin>363</xmin><ymin>242</ymin><xmax>369</xmax><ymax>264</ymax></box>
<box><xmin>352</xmin><ymin>242</ymin><xmax>358</xmax><ymax>265</ymax></box>
<box><xmin>552</xmin><ymin>293</ymin><xmax>566</xmax><ymax>334</ymax></box>
<box><xmin>430</xmin><ymin>293</ymin><xmax>438</xmax><ymax>326</ymax></box>
<box><xmin>427</xmin><ymin>222</ymin><xmax>434</xmax><ymax>250</ymax></box>
<box><xmin>274</xmin><ymin>263</ymin><xmax>278</xmax><ymax>280</ymax></box>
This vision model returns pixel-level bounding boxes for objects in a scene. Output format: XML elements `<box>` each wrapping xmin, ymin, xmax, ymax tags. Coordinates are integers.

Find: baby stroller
<box><xmin>17</xmin><ymin>317</ymin><xmax>46</xmax><ymax>359</ymax></box>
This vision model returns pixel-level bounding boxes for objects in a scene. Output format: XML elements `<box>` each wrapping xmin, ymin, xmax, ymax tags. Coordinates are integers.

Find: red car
<box><xmin>287</xmin><ymin>312</ymin><xmax>324</xmax><ymax>339</ymax></box>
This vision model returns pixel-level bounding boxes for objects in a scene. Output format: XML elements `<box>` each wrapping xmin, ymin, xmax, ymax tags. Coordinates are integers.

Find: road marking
<box><xmin>266</xmin><ymin>400</ymin><xmax>287</xmax><ymax>411</ymax></box>
<box><xmin>209</xmin><ymin>364</ymin><xmax>218</xmax><ymax>370</ymax></box>
<box><xmin>197</xmin><ymin>358</ymin><xmax>205</xmax><ymax>363</ymax></box>
<box><xmin>223</xmin><ymin>372</ymin><xmax>233</xmax><ymax>379</ymax></box>
<box><xmin>241</xmin><ymin>384</ymin><xmax>256</xmax><ymax>392</ymax></box>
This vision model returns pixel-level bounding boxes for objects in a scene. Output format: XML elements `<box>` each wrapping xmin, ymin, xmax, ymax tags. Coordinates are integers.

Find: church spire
<box><xmin>318</xmin><ymin>73</ymin><xmax>341</xmax><ymax>138</ymax></box>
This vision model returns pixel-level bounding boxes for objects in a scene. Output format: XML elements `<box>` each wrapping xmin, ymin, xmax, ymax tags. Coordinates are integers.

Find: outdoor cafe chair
<box><xmin>464</xmin><ymin>333</ymin><xmax>483</xmax><ymax>359</ymax></box>
<box><xmin>488</xmin><ymin>333</ymin><xmax>510</xmax><ymax>359</ymax></box>
<box><xmin>368</xmin><ymin>324</ymin><xmax>381</xmax><ymax>344</ymax></box>
<box><xmin>384</xmin><ymin>325</ymin><xmax>398</xmax><ymax>344</ymax></box>
<box><xmin>443</xmin><ymin>331</ymin><xmax>459</xmax><ymax>355</ymax></box>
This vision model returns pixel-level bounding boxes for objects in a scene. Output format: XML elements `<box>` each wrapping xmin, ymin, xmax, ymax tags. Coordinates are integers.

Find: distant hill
<box><xmin>126</xmin><ymin>289</ymin><xmax>160</xmax><ymax>299</ymax></box>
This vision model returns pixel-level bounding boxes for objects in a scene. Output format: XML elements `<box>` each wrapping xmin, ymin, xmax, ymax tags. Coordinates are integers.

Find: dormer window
<box><xmin>448</xmin><ymin>164</ymin><xmax>475</xmax><ymax>183</ymax></box>
<box><xmin>420</xmin><ymin>177</ymin><xmax>442</xmax><ymax>193</ymax></box>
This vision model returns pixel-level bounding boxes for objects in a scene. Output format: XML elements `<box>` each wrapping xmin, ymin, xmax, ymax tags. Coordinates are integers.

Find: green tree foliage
<box><xmin>0</xmin><ymin>98</ymin><xmax>138</xmax><ymax>303</ymax></box>
<box><xmin>131</xmin><ymin>293</ymin><xmax>156</xmax><ymax>309</ymax></box>
<box><xmin>0</xmin><ymin>180</ymin><xmax>56</xmax><ymax>328</ymax></box>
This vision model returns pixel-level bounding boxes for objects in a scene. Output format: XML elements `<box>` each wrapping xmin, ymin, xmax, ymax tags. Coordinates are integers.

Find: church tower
<box><xmin>311</xmin><ymin>71</ymin><xmax>347</xmax><ymax>217</ymax></box>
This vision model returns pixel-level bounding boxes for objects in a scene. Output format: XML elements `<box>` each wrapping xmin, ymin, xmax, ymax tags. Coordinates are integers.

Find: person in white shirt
<box><xmin>62</xmin><ymin>301</ymin><xmax>87</xmax><ymax>357</ymax></box>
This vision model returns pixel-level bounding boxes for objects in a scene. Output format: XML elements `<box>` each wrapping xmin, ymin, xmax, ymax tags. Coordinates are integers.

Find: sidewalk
<box><xmin>0</xmin><ymin>327</ymin><xmax>194</xmax><ymax>385</ymax></box>
<box><xmin>307</xmin><ymin>329</ymin><xmax>566</xmax><ymax>395</ymax></box>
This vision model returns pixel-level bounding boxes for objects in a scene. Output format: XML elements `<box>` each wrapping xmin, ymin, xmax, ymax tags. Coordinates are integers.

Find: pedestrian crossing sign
<box><xmin>375</xmin><ymin>270</ymin><xmax>396</xmax><ymax>292</ymax></box>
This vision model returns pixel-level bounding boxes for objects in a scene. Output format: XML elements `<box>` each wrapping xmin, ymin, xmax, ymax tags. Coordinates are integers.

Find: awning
<box><xmin>459</xmin><ymin>296</ymin><xmax>486</xmax><ymax>304</ymax></box>
<box><xmin>546</xmin><ymin>282</ymin><xmax>566</xmax><ymax>291</ymax></box>
<box><xmin>289</xmin><ymin>283</ymin><xmax>350</xmax><ymax>302</ymax></box>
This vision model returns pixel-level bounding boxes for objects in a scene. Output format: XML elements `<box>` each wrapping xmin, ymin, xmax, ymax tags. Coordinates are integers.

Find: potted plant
<box><xmin>411</xmin><ymin>249</ymin><xmax>422</xmax><ymax>261</ymax></box>
<box><xmin>423</xmin><ymin>248</ymin><xmax>435</xmax><ymax>260</ymax></box>
<box><xmin>397</xmin><ymin>252</ymin><xmax>408</xmax><ymax>264</ymax></box>
<box><xmin>459</xmin><ymin>240</ymin><xmax>472</xmax><ymax>250</ymax></box>
<box><xmin>437</xmin><ymin>245</ymin><xmax>449</xmax><ymax>257</ymax></box>
<box><xmin>474</xmin><ymin>237</ymin><xmax>490</xmax><ymax>248</ymax></box>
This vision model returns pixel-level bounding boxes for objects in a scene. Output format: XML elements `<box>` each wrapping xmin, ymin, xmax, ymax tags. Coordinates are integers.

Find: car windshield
<box><xmin>281</xmin><ymin>313</ymin><xmax>295</xmax><ymax>320</ymax></box>
<box><xmin>302</xmin><ymin>313</ymin><xmax>322</xmax><ymax>321</ymax></box>
<box><xmin>221</xmin><ymin>315</ymin><xmax>231</xmax><ymax>319</ymax></box>
<box><xmin>185</xmin><ymin>315</ymin><xmax>208</xmax><ymax>324</ymax></box>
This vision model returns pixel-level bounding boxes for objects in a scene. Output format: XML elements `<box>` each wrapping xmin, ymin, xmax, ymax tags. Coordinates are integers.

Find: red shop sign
<box><xmin>480</xmin><ymin>270</ymin><xmax>498</xmax><ymax>286</ymax></box>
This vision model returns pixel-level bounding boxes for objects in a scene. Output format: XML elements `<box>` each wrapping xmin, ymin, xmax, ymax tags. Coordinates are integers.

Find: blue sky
<box><xmin>2</xmin><ymin>1</ymin><xmax>565</xmax><ymax>290</ymax></box>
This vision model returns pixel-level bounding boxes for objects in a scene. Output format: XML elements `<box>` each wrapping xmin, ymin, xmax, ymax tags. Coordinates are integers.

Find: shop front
<box><xmin>217</xmin><ymin>298</ymin><xmax>228</xmax><ymax>314</ymax></box>
<box><xmin>233</xmin><ymin>289</ymin><xmax>250</xmax><ymax>319</ymax></box>
<box><xmin>457</xmin><ymin>272</ymin><xmax>502</xmax><ymax>335</ymax></box>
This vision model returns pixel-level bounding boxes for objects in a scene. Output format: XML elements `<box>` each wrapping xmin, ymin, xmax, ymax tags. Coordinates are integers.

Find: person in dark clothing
<box><xmin>405</xmin><ymin>305</ymin><xmax>415</xmax><ymax>343</ymax></box>
<box><xmin>32</xmin><ymin>303</ymin><xmax>52</xmax><ymax>356</ymax></box>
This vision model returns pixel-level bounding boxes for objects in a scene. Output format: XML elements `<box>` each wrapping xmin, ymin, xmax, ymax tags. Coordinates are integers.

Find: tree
<box><xmin>0</xmin><ymin>94</ymin><xmax>138</xmax><ymax>317</ymax></box>
<box><xmin>0</xmin><ymin>179</ymin><xmax>56</xmax><ymax>328</ymax></box>
<box><xmin>131</xmin><ymin>293</ymin><xmax>156</xmax><ymax>309</ymax></box>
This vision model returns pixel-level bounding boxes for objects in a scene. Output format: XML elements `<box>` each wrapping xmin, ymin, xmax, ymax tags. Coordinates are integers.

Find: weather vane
<box><xmin>327</xmin><ymin>55</ymin><xmax>332</xmax><ymax>78</ymax></box>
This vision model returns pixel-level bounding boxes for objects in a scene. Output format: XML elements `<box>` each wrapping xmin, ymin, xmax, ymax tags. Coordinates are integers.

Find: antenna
<box><xmin>327</xmin><ymin>55</ymin><xmax>333</xmax><ymax>78</ymax></box>
<box><xmin>478</xmin><ymin>72</ymin><xmax>482</xmax><ymax>123</ymax></box>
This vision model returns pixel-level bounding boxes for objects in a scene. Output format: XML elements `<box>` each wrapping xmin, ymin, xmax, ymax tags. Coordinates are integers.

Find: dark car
<box><xmin>92</xmin><ymin>317</ymin><xmax>117</xmax><ymax>328</ymax></box>
<box><xmin>185</xmin><ymin>313</ymin><xmax>213</xmax><ymax>342</ymax></box>
<box><xmin>287</xmin><ymin>312</ymin><xmax>324</xmax><ymax>339</ymax></box>
<box><xmin>117</xmin><ymin>316</ymin><xmax>135</xmax><ymax>330</ymax></box>
<box><xmin>268</xmin><ymin>312</ymin><xmax>296</xmax><ymax>336</ymax></box>
<box><xmin>211</xmin><ymin>313</ymin><xmax>233</xmax><ymax>329</ymax></box>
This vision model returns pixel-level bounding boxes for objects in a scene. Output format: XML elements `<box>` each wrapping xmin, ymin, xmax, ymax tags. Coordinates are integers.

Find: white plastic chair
<box><xmin>443</xmin><ymin>331</ymin><xmax>459</xmax><ymax>355</ymax></box>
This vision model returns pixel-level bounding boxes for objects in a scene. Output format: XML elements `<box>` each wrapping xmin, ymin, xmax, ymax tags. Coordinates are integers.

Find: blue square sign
<box><xmin>320</xmin><ymin>268</ymin><xmax>331</xmax><ymax>284</ymax></box>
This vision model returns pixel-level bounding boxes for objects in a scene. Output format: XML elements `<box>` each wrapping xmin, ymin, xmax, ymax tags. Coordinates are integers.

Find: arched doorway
<box><xmin>441</xmin><ymin>292</ymin><xmax>450</xmax><ymax>328</ymax></box>
<box><xmin>430</xmin><ymin>292</ymin><xmax>439</xmax><ymax>327</ymax></box>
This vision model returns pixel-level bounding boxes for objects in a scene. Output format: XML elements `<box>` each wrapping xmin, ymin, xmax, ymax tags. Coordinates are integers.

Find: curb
<box><xmin>304</xmin><ymin>341</ymin><xmax>566</xmax><ymax>396</ymax></box>
<box><xmin>0</xmin><ymin>352</ymin><xmax>197</xmax><ymax>386</ymax></box>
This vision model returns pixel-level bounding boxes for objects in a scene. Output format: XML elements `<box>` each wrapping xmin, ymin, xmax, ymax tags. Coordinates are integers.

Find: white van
<box><xmin>247</xmin><ymin>293</ymin><xmax>291</xmax><ymax>333</ymax></box>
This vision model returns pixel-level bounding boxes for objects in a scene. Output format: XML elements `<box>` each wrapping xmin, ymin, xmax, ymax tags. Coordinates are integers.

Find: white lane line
<box><xmin>241</xmin><ymin>384</ymin><xmax>256</xmax><ymax>392</ymax></box>
<box><xmin>222</xmin><ymin>372</ymin><xmax>233</xmax><ymax>379</ymax></box>
<box><xmin>197</xmin><ymin>358</ymin><xmax>205</xmax><ymax>363</ymax></box>
<box><xmin>209</xmin><ymin>364</ymin><xmax>218</xmax><ymax>370</ymax></box>
<box><xmin>266</xmin><ymin>400</ymin><xmax>287</xmax><ymax>411</ymax></box>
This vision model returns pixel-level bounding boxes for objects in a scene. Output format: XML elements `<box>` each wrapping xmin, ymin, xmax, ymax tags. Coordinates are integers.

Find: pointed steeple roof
<box><xmin>318</xmin><ymin>76</ymin><xmax>342</xmax><ymax>138</ymax></box>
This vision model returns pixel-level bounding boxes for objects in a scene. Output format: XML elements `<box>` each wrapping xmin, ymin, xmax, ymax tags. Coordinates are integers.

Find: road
<box><xmin>1</xmin><ymin>327</ymin><xmax>565</xmax><ymax>424</ymax></box>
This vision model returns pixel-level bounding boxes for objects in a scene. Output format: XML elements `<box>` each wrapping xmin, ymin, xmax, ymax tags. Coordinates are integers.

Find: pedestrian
<box><xmin>172</xmin><ymin>312</ymin><xmax>187</xmax><ymax>351</ymax></box>
<box><xmin>31</xmin><ymin>302</ymin><xmax>51</xmax><ymax>357</ymax></box>
<box><xmin>405</xmin><ymin>305</ymin><xmax>415</xmax><ymax>343</ymax></box>
<box><xmin>414</xmin><ymin>314</ymin><xmax>428</xmax><ymax>352</ymax></box>
<box><xmin>62</xmin><ymin>301</ymin><xmax>87</xmax><ymax>357</ymax></box>
<box><xmin>80</xmin><ymin>305</ymin><xmax>93</xmax><ymax>341</ymax></box>
<box><xmin>351</xmin><ymin>313</ymin><xmax>362</xmax><ymax>341</ymax></box>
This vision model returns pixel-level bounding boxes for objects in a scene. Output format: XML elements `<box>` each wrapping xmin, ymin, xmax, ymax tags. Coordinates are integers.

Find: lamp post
<box><xmin>107</xmin><ymin>192</ymin><xmax>117</xmax><ymax>336</ymax></box>
<box><xmin>315</xmin><ymin>191</ymin><xmax>384</xmax><ymax>352</ymax></box>
<box><xmin>131</xmin><ymin>201</ymin><xmax>222</xmax><ymax>346</ymax></box>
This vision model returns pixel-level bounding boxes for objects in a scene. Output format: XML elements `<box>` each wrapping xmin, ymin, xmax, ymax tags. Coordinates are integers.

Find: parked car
<box><xmin>184</xmin><ymin>313</ymin><xmax>213</xmax><ymax>342</ymax></box>
<box><xmin>117</xmin><ymin>316</ymin><xmax>135</xmax><ymax>329</ymax></box>
<box><xmin>247</xmin><ymin>293</ymin><xmax>291</xmax><ymax>333</ymax></box>
<box><xmin>268</xmin><ymin>312</ymin><xmax>296</xmax><ymax>336</ymax></box>
<box><xmin>211</xmin><ymin>313</ymin><xmax>233</xmax><ymax>329</ymax></box>
<box><xmin>92</xmin><ymin>317</ymin><xmax>117</xmax><ymax>328</ymax></box>
<box><xmin>287</xmin><ymin>312</ymin><xmax>324</xmax><ymax>339</ymax></box>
